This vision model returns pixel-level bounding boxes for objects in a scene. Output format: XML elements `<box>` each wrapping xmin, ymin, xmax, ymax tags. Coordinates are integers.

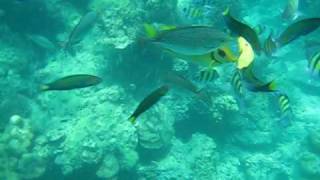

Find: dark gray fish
<box><xmin>129</xmin><ymin>85</ymin><xmax>170</xmax><ymax>124</ymax></box>
<box><xmin>277</xmin><ymin>18</ymin><xmax>320</xmax><ymax>47</ymax></box>
<box><xmin>223</xmin><ymin>8</ymin><xmax>261</xmax><ymax>54</ymax></box>
<box><xmin>40</xmin><ymin>74</ymin><xmax>102</xmax><ymax>91</ymax></box>
<box><xmin>65</xmin><ymin>11</ymin><xmax>98</xmax><ymax>49</ymax></box>
<box><xmin>164</xmin><ymin>72</ymin><xmax>212</xmax><ymax>106</ymax></box>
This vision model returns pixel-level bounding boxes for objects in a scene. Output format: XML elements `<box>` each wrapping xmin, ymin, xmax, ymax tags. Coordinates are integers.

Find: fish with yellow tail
<box><xmin>164</xmin><ymin>36</ymin><xmax>254</xmax><ymax>70</ymax></box>
<box><xmin>143</xmin><ymin>23</ymin><xmax>255</xmax><ymax>69</ymax></box>
<box><xmin>240</xmin><ymin>64</ymin><xmax>277</xmax><ymax>92</ymax></box>
<box><xmin>40</xmin><ymin>74</ymin><xmax>102</xmax><ymax>91</ymax></box>
<box><xmin>128</xmin><ymin>85</ymin><xmax>170</xmax><ymax>124</ymax></box>
<box><xmin>222</xmin><ymin>7</ymin><xmax>261</xmax><ymax>54</ymax></box>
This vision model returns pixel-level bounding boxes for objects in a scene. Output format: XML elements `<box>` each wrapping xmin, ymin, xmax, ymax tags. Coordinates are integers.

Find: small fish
<box><xmin>276</xmin><ymin>92</ymin><xmax>292</xmax><ymax>127</ymax></box>
<box><xmin>263</xmin><ymin>31</ymin><xmax>278</xmax><ymax>57</ymax></box>
<box><xmin>164</xmin><ymin>72</ymin><xmax>212</xmax><ymax>105</ymax></box>
<box><xmin>277</xmin><ymin>18</ymin><xmax>320</xmax><ymax>47</ymax></box>
<box><xmin>240</xmin><ymin>64</ymin><xmax>277</xmax><ymax>92</ymax></box>
<box><xmin>40</xmin><ymin>74</ymin><xmax>102</xmax><ymax>91</ymax></box>
<box><xmin>128</xmin><ymin>85</ymin><xmax>170</xmax><ymax>124</ymax></box>
<box><xmin>222</xmin><ymin>8</ymin><xmax>261</xmax><ymax>54</ymax></box>
<box><xmin>27</xmin><ymin>34</ymin><xmax>56</xmax><ymax>51</ymax></box>
<box><xmin>181</xmin><ymin>6</ymin><xmax>204</xmax><ymax>19</ymax></box>
<box><xmin>199</xmin><ymin>68</ymin><xmax>219</xmax><ymax>82</ymax></box>
<box><xmin>65</xmin><ymin>11</ymin><xmax>98</xmax><ymax>49</ymax></box>
<box><xmin>231</xmin><ymin>70</ymin><xmax>245</xmax><ymax>98</ymax></box>
<box><xmin>144</xmin><ymin>24</ymin><xmax>232</xmax><ymax>56</ymax></box>
<box><xmin>308</xmin><ymin>51</ymin><xmax>320</xmax><ymax>76</ymax></box>
<box><xmin>231</xmin><ymin>70</ymin><xmax>246</xmax><ymax>109</ymax></box>
<box><xmin>282</xmin><ymin>0</ymin><xmax>300</xmax><ymax>22</ymax></box>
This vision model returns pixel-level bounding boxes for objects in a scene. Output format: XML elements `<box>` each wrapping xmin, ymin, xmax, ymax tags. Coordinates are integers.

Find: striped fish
<box><xmin>182</xmin><ymin>6</ymin><xmax>204</xmax><ymax>19</ymax></box>
<box><xmin>277</xmin><ymin>93</ymin><xmax>292</xmax><ymax>127</ymax></box>
<box><xmin>231</xmin><ymin>70</ymin><xmax>246</xmax><ymax>110</ymax></box>
<box><xmin>308</xmin><ymin>51</ymin><xmax>320</xmax><ymax>76</ymax></box>
<box><xmin>199</xmin><ymin>68</ymin><xmax>219</xmax><ymax>82</ymax></box>
<box><xmin>231</xmin><ymin>70</ymin><xmax>245</xmax><ymax>98</ymax></box>
<box><xmin>263</xmin><ymin>31</ymin><xmax>277</xmax><ymax>57</ymax></box>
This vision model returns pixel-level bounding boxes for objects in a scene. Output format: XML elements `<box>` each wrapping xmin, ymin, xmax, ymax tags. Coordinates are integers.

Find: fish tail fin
<box><xmin>143</xmin><ymin>23</ymin><xmax>158</xmax><ymax>39</ymax></box>
<box><xmin>267</xmin><ymin>80</ymin><xmax>277</xmax><ymax>91</ymax></box>
<box><xmin>196</xmin><ymin>89</ymin><xmax>212</xmax><ymax>106</ymax></box>
<box><xmin>128</xmin><ymin>116</ymin><xmax>137</xmax><ymax>124</ymax></box>
<box><xmin>39</xmin><ymin>85</ymin><xmax>49</xmax><ymax>92</ymax></box>
<box><xmin>222</xmin><ymin>7</ymin><xmax>230</xmax><ymax>16</ymax></box>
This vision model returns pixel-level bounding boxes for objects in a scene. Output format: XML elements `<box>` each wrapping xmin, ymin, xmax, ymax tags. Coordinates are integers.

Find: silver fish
<box><xmin>65</xmin><ymin>11</ymin><xmax>98</xmax><ymax>48</ymax></box>
<box><xmin>150</xmin><ymin>26</ymin><xmax>231</xmax><ymax>56</ymax></box>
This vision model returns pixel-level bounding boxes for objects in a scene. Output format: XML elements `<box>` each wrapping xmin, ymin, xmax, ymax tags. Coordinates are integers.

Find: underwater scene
<box><xmin>1</xmin><ymin>0</ymin><xmax>320</xmax><ymax>179</ymax></box>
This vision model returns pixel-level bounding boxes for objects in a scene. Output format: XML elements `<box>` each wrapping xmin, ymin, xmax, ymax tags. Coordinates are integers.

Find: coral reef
<box><xmin>0</xmin><ymin>115</ymin><xmax>48</xmax><ymax>179</ymax></box>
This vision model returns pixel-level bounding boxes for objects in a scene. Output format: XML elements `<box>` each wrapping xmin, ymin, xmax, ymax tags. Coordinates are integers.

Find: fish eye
<box><xmin>217</xmin><ymin>49</ymin><xmax>226</xmax><ymax>58</ymax></box>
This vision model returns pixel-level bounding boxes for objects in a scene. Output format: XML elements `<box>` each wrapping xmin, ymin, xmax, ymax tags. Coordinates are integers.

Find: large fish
<box><xmin>222</xmin><ymin>8</ymin><xmax>261</xmax><ymax>54</ymax></box>
<box><xmin>40</xmin><ymin>74</ymin><xmax>102</xmax><ymax>91</ymax></box>
<box><xmin>128</xmin><ymin>85</ymin><xmax>170</xmax><ymax>124</ymax></box>
<box><xmin>165</xmin><ymin>36</ymin><xmax>254</xmax><ymax>69</ymax></box>
<box><xmin>164</xmin><ymin>72</ymin><xmax>212</xmax><ymax>106</ymax></box>
<box><xmin>277</xmin><ymin>18</ymin><xmax>320</xmax><ymax>47</ymax></box>
<box><xmin>144</xmin><ymin>24</ymin><xmax>232</xmax><ymax>56</ymax></box>
<box><xmin>282</xmin><ymin>0</ymin><xmax>300</xmax><ymax>22</ymax></box>
<box><xmin>65</xmin><ymin>11</ymin><xmax>98</xmax><ymax>49</ymax></box>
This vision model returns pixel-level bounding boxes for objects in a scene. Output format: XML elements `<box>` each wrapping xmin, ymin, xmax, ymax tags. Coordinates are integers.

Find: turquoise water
<box><xmin>1</xmin><ymin>0</ymin><xmax>320</xmax><ymax>179</ymax></box>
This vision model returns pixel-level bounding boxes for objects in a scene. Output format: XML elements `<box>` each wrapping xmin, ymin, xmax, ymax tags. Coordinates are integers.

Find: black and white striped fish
<box><xmin>308</xmin><ymin>51</ymin><xmax>320</xmax><ymax>76</ymax></box>
<box><xmin>277</xmin><ymin>92</ymin><xmax>292</xmax><ymax>127</ymax></box>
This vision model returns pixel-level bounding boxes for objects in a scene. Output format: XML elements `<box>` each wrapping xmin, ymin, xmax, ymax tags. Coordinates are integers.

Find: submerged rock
<box><xmin>96</xmin><ymin>154</ymin><xmax>119</xmax><ymax>179</ymax></box>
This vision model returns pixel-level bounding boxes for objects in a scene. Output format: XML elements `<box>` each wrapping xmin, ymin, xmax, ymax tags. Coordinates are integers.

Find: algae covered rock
<box><xmin>308</xmin><ymin>129</ymin><xmax>320</xmax><ymax>154</ymax></box>
<box><xmin>17</xmin><ymin>153</ymin><xmax>46</xmax><ymax>179</ymax></box>
<box><xmin>137</xmin><ymin>104</ymin><xmax>174</xmax><ymax>150</ymax></box>
<box><xmin>298</xmin><ymin>152</ymin><xmax>320</xmax><ymax>178</ymax></box>
<box><xmin>96</xmin><ymin>154</ymin><xmax>119</xmax><ymax>179</ymax></box>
